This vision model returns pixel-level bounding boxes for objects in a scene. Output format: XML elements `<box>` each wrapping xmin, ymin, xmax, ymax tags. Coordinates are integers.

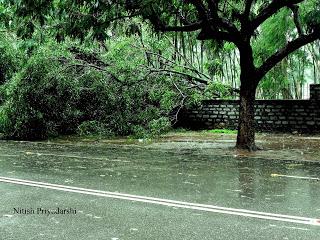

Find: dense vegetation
<box><xmin>0</xmin><ymin>1</ymin><xmax>319</xmax><ymax>147</ymax></box>
<box><xmin>0</xmin><ymin>25</ymin><xmax>215</xmax><ymax>139</ymax></box>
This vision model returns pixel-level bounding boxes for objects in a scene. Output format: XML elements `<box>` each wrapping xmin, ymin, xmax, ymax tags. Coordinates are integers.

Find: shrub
<box><xmin>0</xmin><ymin>43</ymin><xmax>81</xmax><ymax>139</ymax></box>
<box><xmin>0</xmin><ymin>36</ymin><xmax>202</xmax><ymax>140</ymax></box>
<box><xmin>77</xmin><ymin>121</ymin><xmax>113</xmax><ymax>136</ymax></box>
<box><xmin>0</xmin><ymin>34</ymin><xmax>22</xmax><ymax>85</ymax></box>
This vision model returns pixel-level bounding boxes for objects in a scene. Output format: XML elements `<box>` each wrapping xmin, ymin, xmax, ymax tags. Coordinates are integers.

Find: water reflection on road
<box><xmin>0</xmin><ymin>140</ymin><xmax>319</xmax><ymax>218</ymax></box>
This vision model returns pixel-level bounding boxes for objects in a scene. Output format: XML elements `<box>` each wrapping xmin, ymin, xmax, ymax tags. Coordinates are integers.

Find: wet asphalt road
<box><xmin>0</xmin><ymin>140</ymin><xmax>320</xmax><ymax>239</ymax></box>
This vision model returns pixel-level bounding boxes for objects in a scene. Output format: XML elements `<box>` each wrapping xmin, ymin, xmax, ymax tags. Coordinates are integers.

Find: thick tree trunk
<box><xmin>236</xmin><ymin>79</ymin><xmax>258</xmax><ymax>151</ymax></box>
<box><xmin>235</xmin><ymin>40</ymin><xmax>260</xmax><ymax>151</ymax></box>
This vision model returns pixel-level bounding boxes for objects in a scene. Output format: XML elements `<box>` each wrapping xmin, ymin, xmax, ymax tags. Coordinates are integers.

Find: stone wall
<box><xmin>178</xmin><ymin>84</ymin><xmax>320</xmax><ymax>133</ymax></box>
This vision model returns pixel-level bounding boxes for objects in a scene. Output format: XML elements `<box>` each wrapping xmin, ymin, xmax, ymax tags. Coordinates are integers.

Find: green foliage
<box><xmin>254</xmin><ymin>8</ymin><xmax>292</xmax><ymax>65</ymax></box>
<box><xmin>0</xmin><ymin>33</ymin><xmax>22</xmax><ymax>85</ymax></box>
<box><xmin>0</xmin><ymin>3</ymin><xmax>13</xmax><ymax>29</ymax></box>
<box><xmin>301</xmin><ymin>0</ymin><xmax>320</xmax><ymax>33</ymax></box>
<box><xmin>204</xmin><ymin>81</ymin><xmax>231</xmax><ymax>99</ymax></box>
<box><xmin>0</xmin><ymin>43</ymin><xmax>81</xmax><ymax>139</ymax></box>
<box><xmin>254</xmin><ymin>8</ymin><xmax>310</xmax><ymax>99</ymax></box>
<box><xmin>148</xmin><ymin>117</ymin><xmax>171</xmax><ymax>136</ymax></box>
<box><xmin>0</xmin><ymin>35</ymin><xmax>198</xmax><ymax>140</ymax></box>
<box><xmin>77</xmin><ymin>121</ymin><xmax>113</xmax><ymax>136</ymax></box>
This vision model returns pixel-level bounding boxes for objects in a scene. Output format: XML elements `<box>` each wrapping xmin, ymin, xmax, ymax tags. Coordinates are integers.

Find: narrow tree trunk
<box><xmin>236</xmin><ymin>80</ymin><xmax>258</xmax><ymax>151</ymax></box>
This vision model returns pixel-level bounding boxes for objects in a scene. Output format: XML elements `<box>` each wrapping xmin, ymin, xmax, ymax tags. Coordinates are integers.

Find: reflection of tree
<box><xmin>258</xmin><ymin>160</ymin><xmax>288</xmax><ymax>203</ymax></box>
<box><xmin>237</xmin><ymin>159</ymin><xmax>255</xmax><ymax>200</ymax></box>
<box><xmin>237</xmin><ymin>159</ymin><xmax>290</xmax><ymax>203</ymax></box>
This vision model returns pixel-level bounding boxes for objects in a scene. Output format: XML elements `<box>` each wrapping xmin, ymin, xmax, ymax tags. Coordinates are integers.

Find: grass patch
<box><xmin>207</xmin><ymin>129</ymin><xmax>237</xmax><ymax>134</ymax></box>
<box><xmin>171</xmin><ymin>128</ymin><xmax>189</xmax><ymax>133</ymax></box>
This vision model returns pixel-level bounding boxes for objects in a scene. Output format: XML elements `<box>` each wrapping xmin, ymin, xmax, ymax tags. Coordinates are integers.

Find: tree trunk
<box><xmin>236</xmin><ymin>79</ymin><xmax>258</xmax><ymax>151</ymax></box>
<box><xmin>236</xmin><ymin>62</ymin><xmax>259</xmax><ymax>151</ymax></box>
<box><xmin>235</xmin><ymin>41</ymin><xmax>260</xmax><ymax>151</ymax></box>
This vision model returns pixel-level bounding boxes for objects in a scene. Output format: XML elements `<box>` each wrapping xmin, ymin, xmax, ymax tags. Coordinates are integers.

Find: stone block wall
<box><xmin>177</xmin><ymin>84</ymin><xmax>320</xmax><ymax>133</ymax></box>
<box><xmin>310</xmin><ymin>84</ymin><xmax>320</xmax><ymax>101</ymax></box>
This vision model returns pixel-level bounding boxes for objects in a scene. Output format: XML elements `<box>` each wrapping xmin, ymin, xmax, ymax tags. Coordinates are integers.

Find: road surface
<box><xmin>0</xmin><ymin>140</ymin><xmax>319</xmax><ymax>239</ymax></box>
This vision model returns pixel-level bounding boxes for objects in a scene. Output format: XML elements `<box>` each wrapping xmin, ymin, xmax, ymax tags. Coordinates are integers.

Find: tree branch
<box><xmin>154</xmin><ymin>17</ymin><xmax>238</xmax><ymax>43</ymax></box>
<box><xmin>187</xmin><ymin>0</ymin><xmax>208</xmax><ymax>21</ymax></box>
<box><xmin>158</xmin><ymin>21</ymin><xmax>203</xmax><ymax>32</ymax></box>
<box><xmin>257</xmin><ymin>30</ymin><xmax>320</xmax><ymax>80</ymax></box>
<box><xmin>218</xmin><ymin>18</ymin><xmax>240</xmax><ymax>35</ymax></box>
<box><xmin>251</xmin><ymin>0</ymin><xmax>305</xmax><ymax>31</ymax></box>
<box><xmin>146</xmin><ymin>1</ymin><xmax>240</xmax><ymax>43</ymax></box>
<box><xmin>149</xmin><ymin>68</ymin><xmax>208</xmax><ymax>84</ymax></box>
<box><xmin>206</xmin><ymin>0</ymin><xmax>218</xmax><ymax>17</ymax></box>
<box><xmin>171</xmin><ymin>81</ymin><xmax>188</xmax><ymax>125</ymax></box>
<box><xmin>243</xmin><ymin>0</ymin><xmax>254</xmax><ymax>19</ymax></box>
<box><xmin>206</xmin><ymin>0</ymin><xmax>239</xmax><ymax>35</ymax></box>
<box><xmin>197</xmin><ymin>29</ymin><xmax>239</xmax><ymax>43</ymax></box>
<box><xmin>143</xmin><ymin>51</ymin><xmax>211</xmax><ymax>80</ymax></box>
<box><xmin>288</xmin><ymin>4</ymin><xmax>303</xmax><ymax>36</ymax></box>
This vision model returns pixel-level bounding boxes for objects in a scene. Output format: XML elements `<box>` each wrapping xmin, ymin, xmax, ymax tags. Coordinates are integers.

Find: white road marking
<box><xmin>269</xmin><ymin>224</ymin><xmax>310</xmax><ymax>231</ymax></box>
<box><xmin>271</xmin><ymin>174</ymin><xmax>320</xmax><ymax>181</ymax></box>
<box><xmin>0</xmin><ymin>176</ymin><xmax>319</xmax><ymax>226</ymax></box>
